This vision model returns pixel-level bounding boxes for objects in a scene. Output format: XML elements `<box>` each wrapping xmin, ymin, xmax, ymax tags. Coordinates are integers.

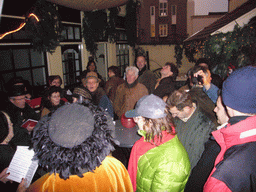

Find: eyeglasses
<box><xmin>12</xmin><ymin>97</ymin><xmax>26</xmax><ymax>101</ymax></box>
<box><xmin>51</xmin><ymin>96</ymin><xmax>60</xmax><ymax>99</ymax></box>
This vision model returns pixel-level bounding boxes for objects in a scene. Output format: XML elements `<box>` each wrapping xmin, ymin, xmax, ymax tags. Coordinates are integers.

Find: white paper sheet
<box><xmin>7</xmin><ymin>146</ymin><xmax>38</xmax><ymax>188</ymax></box>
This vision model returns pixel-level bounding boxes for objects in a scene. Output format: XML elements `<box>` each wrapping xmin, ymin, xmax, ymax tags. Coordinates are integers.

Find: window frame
<box><xmin>116</xmin><ymin>43</ymin><xmax>129</xmax><ymax>77</ymax></box>
<box><xmin>150</xmin><ymin>6</ymin><xmax>156</xmax><ymax>38</ymax></box>
<box><xmin>171</xmin><ymin>5</ymin><xmax>177</xmax><ymax>25</ymax></box>
<box><xmin>61</xmin><ymin>44</ymin><xmax>82</xmax><ymax>89</ymax></box>
<box><xmin>0</xmin><ymin>45</ymin><xmax>48</xmax><ymax>95</ymax></box>
<box><xmin>159</xmin><ymin>0</ymin><xmax>168</xmax><ymax>17</ymax></box>
<box><xmin>159</xmin><ymin>24</ymin><xmax>168</xmax><ymax>37</ymax></box>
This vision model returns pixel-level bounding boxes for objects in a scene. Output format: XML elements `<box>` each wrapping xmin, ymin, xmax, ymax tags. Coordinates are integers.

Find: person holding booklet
<box><xmin>0</xmin><ymin>111</ymin><xmax>27</xmax><ymax>192</ymax></box>
<box><xmin>4</xmin><ymin>84</ymin><xmax>40</xmax><ymax>147</ymax></box>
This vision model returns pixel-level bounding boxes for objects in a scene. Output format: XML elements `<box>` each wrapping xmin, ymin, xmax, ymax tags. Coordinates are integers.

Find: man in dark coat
<box><xmin>184</xmin><ymin>95</ymin><xmax>228</xmax><ymax>192</ymax></box>
<box><xmin>4</xmin><ymin>85</ymin><xmax>39</xmax><ymax>146</ymax></box>
<box><xmin>153</xmin><ymin>62</ymin><xmax>178</xmax><ymax>100</ymax></box>
<box><xmin>136</xmin><ymin>55</ymin><xmax>156</xmax><ymax>94</ymax></box>
<box><xmin>167</xmin><ymin>90</ymin><xmax>217</xmax><ymax>169</ymax></box>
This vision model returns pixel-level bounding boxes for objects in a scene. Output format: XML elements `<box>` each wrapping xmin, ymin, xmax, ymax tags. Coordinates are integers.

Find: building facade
<box><xmin>136</xmin><ymin>0</ymin><xmax>187</xmax><ymax>45</ymax></box>
<box><xmin>0</xmin><ymin>2</ymin><xmax>134</xmax><ymax>95</ymax></box>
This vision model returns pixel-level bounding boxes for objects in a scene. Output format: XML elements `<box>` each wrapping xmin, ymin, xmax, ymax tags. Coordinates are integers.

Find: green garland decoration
<box><xmin>82</xmin><ymin>8</ymin><xmax>119</xmax><ymax>57</ymax></box>
<box><xmin>184</xmin><ymin>16</ymin><xmax>256</xmax><ymax>78</ymax></box>
<box><xmin>82</xmin><ymin>0</ymin><xmax>140</xmax><ymax>56</ymax></box>
<box><xmin>82</xmin><ymin>10</ymin><xmax>107</xmax><ymax>57</ymax></box>
<box><xmin>125</xmin><ymin>0</ymin><xmax>139</xmax><ymax>47</ymax></box>
<box><xmin>174</xmin><ymin>44</ymin><xmax>183</xmax><ymax>68</ymax></box>
<box><xmin>25</xmin><ymin>0</ymin><xmax>63</xmax><ymax>54</ymax></box>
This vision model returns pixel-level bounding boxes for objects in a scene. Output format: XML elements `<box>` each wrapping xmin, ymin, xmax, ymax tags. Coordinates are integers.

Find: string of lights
<box><xmin>0</xmin><ymin>13</ymin><xmax>39</xmax><ymax>40</ymax></box>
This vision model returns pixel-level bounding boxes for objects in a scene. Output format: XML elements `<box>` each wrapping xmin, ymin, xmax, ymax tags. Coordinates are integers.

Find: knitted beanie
<box><xmin>222</xmin><ymin>66</ymin><xmax>256</xmax><ymax>113</ymax></box>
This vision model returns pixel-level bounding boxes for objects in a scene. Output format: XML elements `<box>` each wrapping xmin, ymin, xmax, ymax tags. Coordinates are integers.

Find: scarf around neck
<box><xmin>125</xmin><ymin>79</ymin><xmax>138</xmax><ymax>88</ymax></box>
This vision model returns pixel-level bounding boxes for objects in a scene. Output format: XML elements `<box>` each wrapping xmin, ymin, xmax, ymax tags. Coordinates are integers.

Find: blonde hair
<box><xmin>141</xmin><ymin>108</ymin><xmax>175</xmax><ymax>145</ymax></box>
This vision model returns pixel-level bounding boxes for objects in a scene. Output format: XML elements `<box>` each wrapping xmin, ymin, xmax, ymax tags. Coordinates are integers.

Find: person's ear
<box><xmin>9</xmin><ymin>98</ymin><xmax>14</xmax><ymax>104</ymax></box>
<box><xmin>183</xmin><ymin>106</ymin><xmax>190</xmax><ymax>112</ymax></box>
<box><xmin>226</xmin><ymin>106</ymin><xmax>235</xmax><ymax>117</ymax></box>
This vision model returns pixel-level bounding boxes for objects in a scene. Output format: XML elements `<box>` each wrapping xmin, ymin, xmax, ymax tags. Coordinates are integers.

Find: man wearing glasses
<box><xmin>4</xmin><ymin>84</ymin><xmax>39</xmax><ymax>147</ymax></box>
<box><xmin>167</xmin><ymin>90</ymin><xmax>217</xmax><ymax>170</ymax></box>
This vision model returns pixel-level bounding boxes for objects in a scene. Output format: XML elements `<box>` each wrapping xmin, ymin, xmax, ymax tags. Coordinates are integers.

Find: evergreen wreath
<box><xmin>25</xmin><ymin>0</ymin><xmax>63</xmax><ymax>54</ymax></box>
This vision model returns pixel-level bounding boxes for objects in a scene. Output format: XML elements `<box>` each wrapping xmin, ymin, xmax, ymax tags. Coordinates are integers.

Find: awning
<box><xmin>185</xmin><ymin>0</ymin><xmax>256</xmax><ymax>42</ymax></box>
<box><xmin>47</xmin><ymin>0</ymin><xmax>129</xmax><ymax>11</ymax></box>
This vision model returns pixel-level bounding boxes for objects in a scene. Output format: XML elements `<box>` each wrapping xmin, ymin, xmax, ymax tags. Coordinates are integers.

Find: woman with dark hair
<box><xmin>81</xmin><ymin>61</ymin><xmax>105</xmax><ymax>88</ymax></box>
<box><xmin>105</xmin><ymin>66</ymin><xmax>124</xmax><ymax>103</ymax></box>
<box><xmin>125</xmin><ymin>94</ymin><xmax>190</xmax><ymax>192</ymax></box>
<box><xmin>40</xmin><ymin>86</ymin><xmax>65</xmax><ymax>117</ymax></box>
<box><xmin>27</xmin><ymin>103</ymin><xmax>133</xmax><ymax>191</ymax></box>
<box><xmin>42</xmin><ymin>75</ymin><xmax>72</xmax><ymax>107</ymax></box>
<box><xmin>47</xmin><ymin>75</ymin><xmax>62</xmax><ymax>87</ymax></box>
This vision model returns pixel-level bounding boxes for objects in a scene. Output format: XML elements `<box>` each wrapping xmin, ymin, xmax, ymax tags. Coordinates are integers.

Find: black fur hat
<box><xmin>7</xmin><ymin>85</ymin><xmax>27</xmax><ymax>97</ymax></box>
<box><xmin>32</xmin><ymin>103</ymin><xmax>119</xmax><ymax>180</ymax></box>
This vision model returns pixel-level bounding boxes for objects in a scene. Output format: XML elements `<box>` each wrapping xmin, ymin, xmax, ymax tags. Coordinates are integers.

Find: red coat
<box><xmin>204</xmin><ymin>115</ymin><xmax>256</xmax><ymax>192</ymax></box>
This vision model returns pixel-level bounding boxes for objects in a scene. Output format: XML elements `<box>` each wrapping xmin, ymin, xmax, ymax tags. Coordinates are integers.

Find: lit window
<box><xmin>159</xmin><ymin>24</ymin><xmax>168</xmax><ymax>37</ymax></box>
<box><xmin>150</xmin><ymin>6</ymin><xmax>156</xmax><ymax>37</ymax></box>
<box><xmin>159</xmin><ymin>0</ymin><xmax>168</xmax><ymax>17</ymax></box>
<box><xmin>171</xmin><ymin>5</ymin><xmax>177</xmax><ymax>24</ymax></box>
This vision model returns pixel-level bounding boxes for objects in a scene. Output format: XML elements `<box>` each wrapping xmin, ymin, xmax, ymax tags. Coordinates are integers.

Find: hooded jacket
<box><xmin>204</xmin><ymin>115</ymin><xmax>256</xmax><ymax>192</ymax></box>
<box><xmin>128</xmin><ymin>131</ymin><xmax>190</xmax><ymax>192</ymax></box>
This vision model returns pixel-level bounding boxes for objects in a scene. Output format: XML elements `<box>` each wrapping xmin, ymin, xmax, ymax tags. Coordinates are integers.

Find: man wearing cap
<box><xmin>167</xmin><ymin>90</ymin><xmax>217</xmax><ymax>169</ymax></box>
<box><xmin>125</xmin><ymin>94</ymin><xmax>190</xmax><ymax>192</ymax></box>
<box><xmin>81</xmin><ymin>72</ymin><xmax>114</xmax><ymax>118</ymax></box>
<box><xmin>204</xmin><ymin>66</ymin><xmax>256</xmax><ymax>191</ymax></box>
<box><xmin>4</xmin><ymin>84</ymin><xmax>39</xmax><ymax>146</ymax></box>
<box><xmin>27</xmin><ymin>103</ymin><xmax>133</xmax><ymax>192</ymax></box>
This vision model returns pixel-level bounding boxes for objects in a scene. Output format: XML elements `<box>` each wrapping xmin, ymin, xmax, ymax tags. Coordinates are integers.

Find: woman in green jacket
<box><xmin>126</xmin><ymin>94</ymin><xmax>191</xmax><ymax>192</ymax></box>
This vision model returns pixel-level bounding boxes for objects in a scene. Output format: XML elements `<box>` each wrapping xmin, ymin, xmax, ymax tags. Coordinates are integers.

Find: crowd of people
<box><xmin>0</xmin><ymin>54</ymin><xmax>255</xmax><ymax>192</ymax></box>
